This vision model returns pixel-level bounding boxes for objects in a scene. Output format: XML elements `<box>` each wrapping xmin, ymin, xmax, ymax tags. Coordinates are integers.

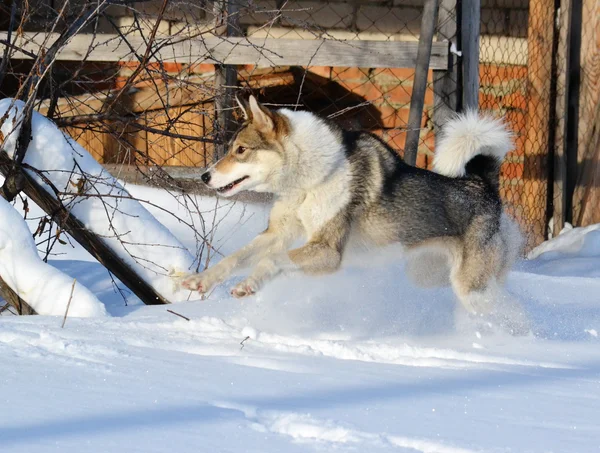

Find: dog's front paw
<box><xmin>180</xmin><ymin>269</ymin><xmax>224</xmax><ymax>295</ymax></box>
<box><xmin>230</xmin><ymin>278</ymin><xmax>259</xmax><ymax>299</ymax></box>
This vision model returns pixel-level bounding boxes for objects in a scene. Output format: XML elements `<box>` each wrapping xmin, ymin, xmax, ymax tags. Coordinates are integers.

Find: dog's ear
<box><xmin>235</xmin><ymin>95</ymin><xmax>251</xmax><ymax>121</ymax></box>
<box><xmin>248</xmin><ymin>95</ymin><xmax>274</xmax><ymax>133</ymax></box>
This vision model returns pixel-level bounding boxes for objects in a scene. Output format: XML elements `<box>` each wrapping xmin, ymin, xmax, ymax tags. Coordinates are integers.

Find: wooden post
<box><xmin>214</xmin><ymin>0</ymin><xmax>240</xmax><ymax>160</ymax></box>
<box><xmin>432</xmin><ymin>0</ymin><xmax>460</xmax><ymax>134</ymax></box>
<box><xmin>571</xmin><ymin>0</ymin><xmax>599</xmax><ymax>225</ymax></box>
<box><xmin>552</xmin><ymin>0</ymin><xmax>571</xmax><ymax>235</ymax></box>
<box><xmin>523</xmin><ymin>0</ymin><xmax>558</xmax><ymax>246</ymax></box>
<box><xmin>575</xmin><ymin>99</ymin><xmax>600</xmax><ymax>225</ymax></box>
<box><xmin>404</xmin><ymin>0</ymin><xmax>440</xmax><ymax>166</ymax></box>
<box><xmin>0</xmin><ymin>151</ymin><xmax>170</xmax><ymax>306</ymax></box>
<box><xmin>461</xmin><ymin>0</ymin><xmax>480</xmax><ymax>110</ymax></box>
<box><xmin>562</xmin><ymin>0</ymin><xmax>583</xmax><ymax>226</ymax></box>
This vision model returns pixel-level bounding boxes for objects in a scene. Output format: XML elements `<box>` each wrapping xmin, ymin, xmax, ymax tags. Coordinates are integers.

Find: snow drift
<box><xmin>0</xmin><ymin>98</ymin><xmax>196</xmax><ymax>302</ymax></box>
<box><xmin>0</xmin><ymin>196</ymin><xmax>106</xmax><ymax>316</ymax></box>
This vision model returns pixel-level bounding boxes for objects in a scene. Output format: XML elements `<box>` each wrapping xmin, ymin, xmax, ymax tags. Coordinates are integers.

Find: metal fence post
<box><xmin>404</xmin><ymin>0</ymin><xmax>440</xmax><ymax>166</ymax></box>
<box><xmin>432</xmin><ymin>0</ymin><xmax>460</xmax><ymax>134</ymax></box>
<box><xmin>461</xmin><ymin>0</ymin><xmax>480</xmax><ymax>110</ymax></box>
<box><xmin>214</xmin><ymin>0</ymin><xmax>240</xmax><ymax>161</ymax></box>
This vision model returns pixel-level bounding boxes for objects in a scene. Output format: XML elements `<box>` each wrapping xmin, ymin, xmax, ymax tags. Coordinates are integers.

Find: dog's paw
<box><xmin>180</xmin><ymin>270</ymin><xmax>223</xmax><ymax>295</ymax></box>
<box><xmin>230</xmin><ymin>278</ymin><xmax>259</xmax><ymax>299</ymax></box>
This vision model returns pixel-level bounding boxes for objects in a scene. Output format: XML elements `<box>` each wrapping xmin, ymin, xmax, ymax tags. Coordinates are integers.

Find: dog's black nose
<box><xmin>201</xmin><ymin>172</ymin><xmax>211</xmax><ymax>185</ymax></box>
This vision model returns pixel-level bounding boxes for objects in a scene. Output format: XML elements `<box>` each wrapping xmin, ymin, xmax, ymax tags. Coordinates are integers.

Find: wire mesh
<box><xmin>0</xmin><ymin>0</ymin><xmax>580</xmax><ymax>253</ymax></box>
<box><xmin>479</xmin><ymin>0</ymin><xmax>553</xmax><ymax>250</ymax></box>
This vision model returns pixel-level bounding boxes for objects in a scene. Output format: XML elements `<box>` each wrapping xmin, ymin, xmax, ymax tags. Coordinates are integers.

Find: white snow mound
<box><xmin>0</xmin><ymin>98</ymin><xmax>196</xmax><ymax>302</ymax></box>
<box><xmin>527</xmin><ymin>223</ymin><xmax>600</xmax><ymax>259</ymax></box>
<box><xmin>0</xmin><ymin>197</ymin><xmax>106</xmax><ymax>316</ymax></box>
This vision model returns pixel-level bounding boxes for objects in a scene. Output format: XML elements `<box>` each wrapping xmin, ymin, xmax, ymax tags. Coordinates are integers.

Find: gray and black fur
<box><xmin>182</xmin><ymin>98</ymin><xmax>522</xmax><ymax>325</ymax></box>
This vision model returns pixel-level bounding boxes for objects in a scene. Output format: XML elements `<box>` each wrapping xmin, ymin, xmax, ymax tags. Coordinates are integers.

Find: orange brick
<box><xmin>337</xmin><ymin>80</ymin><xmax>383</xmax><ymax>102</ymax></box>
<box><xmin>479</xmin><ymin>92</ymin><xmax>527</xmax><ymax>110</ymax></box>
<box><xmin>385</xmin><ymin>128</ymin><xmax>407</xmax><ymax>152</ymax></box>
<box><xmin>371</xmin><ymin>67</ymin><xmax>416</xmax><ymax>80</ymax></box>
<box><xmin>378</xmin><ymin>105</ymin><xmax>410</xmax><ymax>128</ymax></box>
<box><xmin>331</xmin><ymin>67</ymin><xmax>370</xmax><ymax>81</ymax></box>
<box><xmin>161</xmin><ymin>62</ymin><xmax>184</xmax><ymax>73</ymax></box>
<box><xmin>501</xmin><ymin>162</ymin><xmax>525</xmax><ymax>179</ymax></box>
<box><xmin>306</xmin><ymin>66</ymin><xmax>332</xmax><ymax>79</ymax></box>
<box><xmin>118</xmin><ymin>61</ymin><xmax>139</xmax><ymax>70</ymax></box>
<box><xmin>188</xmin><ymin>63</ymin><xmax>215</xmax><ymax>74</ymax></box>
<box><xmin>479</xmin><ymin>64</ymin><xmax>528</xmax><ymax>82</ymax></box>
<box><xmin>504</xmin><ymin>109</ymin><xmax>527</xmax><ymax>132</ymax></box>
<box><xmin>384</xmin><ymin>84</ymin><xmax>412</xmax><ymax>105</ymax></box>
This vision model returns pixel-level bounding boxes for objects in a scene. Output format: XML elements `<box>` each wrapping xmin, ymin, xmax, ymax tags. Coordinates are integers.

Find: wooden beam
<box><xmin>0</xmin><ymin>151</ymin><xmax>170</xmax><ymax>306</ymax></box>
<box><xmin>0</xmin><ymin>33</ymin><xmax>450</xmax><ymax>70</ymax></box>
<box><xmin>553</xmin><ymin>0</ymin><xmax>571</xmax><ymax>235</ymax></box>
<box><xmin>404</xmin><ymin>0</ymin><xmax>440</xmax><ymax>166</ymax></box>
<box><xmin>461</xmin><ymin>0</ymin><xmax>480</xmax><ymax>109</ymax></box>
<box><xmin>523</xmin><ymin>0</ymin><xmax>557</xmax><ymax>245</ymax></box>
<box><xmin>572</xmin><ymin>0</ymin><xmax>600</xmax><ymax>225</ymax></box>
<box><xmin>561</xmin><ymin>0</ymin><xmax>583</xmax><ymax>226</ymax></box>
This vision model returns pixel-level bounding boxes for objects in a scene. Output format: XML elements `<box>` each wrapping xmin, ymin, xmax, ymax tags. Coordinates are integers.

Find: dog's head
<box><xmin>201</xmin><ymin>95</ymin><xmax>289</xmax><ymax>197</ymax></box>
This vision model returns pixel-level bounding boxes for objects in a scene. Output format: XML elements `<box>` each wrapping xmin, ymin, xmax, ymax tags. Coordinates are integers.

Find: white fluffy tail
<box><xmin>433</xmin><ymin>111</ymin><xmax>513</xmax><ymax>178</ymax></box>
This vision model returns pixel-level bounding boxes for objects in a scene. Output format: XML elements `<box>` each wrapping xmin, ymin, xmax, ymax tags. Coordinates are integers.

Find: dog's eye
<box><xmin>236</xmin><ymin>146</ymin><xmax>247</xmax><ymax>155</ymax></box>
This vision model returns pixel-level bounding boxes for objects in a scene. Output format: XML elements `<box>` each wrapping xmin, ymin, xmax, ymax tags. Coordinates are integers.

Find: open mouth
<box><xmin>216</xmin><ymin>176</ymin><xmax>249</xmax><ymax>193</ymax></box>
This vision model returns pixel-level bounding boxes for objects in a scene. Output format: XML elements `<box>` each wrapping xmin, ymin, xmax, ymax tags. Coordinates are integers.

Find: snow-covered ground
<box><xmin>0</xmin><ymin>99</ymin><xmax>197</xmax><ymax>303</ymax></box>
<box><xmin>1</xmin><ymin>184</ymin><xmax>599</xmax><ymax>453</ymax></box>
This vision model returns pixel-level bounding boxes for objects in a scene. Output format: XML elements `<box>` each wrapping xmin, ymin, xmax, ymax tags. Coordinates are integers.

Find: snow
<box><xmin>0</xmin><ymin>196</ymin><xmax>106</xmax><ymax>317</ymax></box>
<box><xmin>528</xmin><ymin>222</ymin><xmax>600</xmax><ymax>259</ymax></box>
<box><xmin>0</xmin><ymin>99</ymin><xmax>197</xmax><ymax>303</ymax></box>
<box><xmin>1</xmin><ymin>185</ymin><xmax>600</xmax><ymax>452</ymax></box>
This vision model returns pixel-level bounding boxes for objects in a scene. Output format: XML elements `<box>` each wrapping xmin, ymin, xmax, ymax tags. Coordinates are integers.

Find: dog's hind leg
<box><xmin>450</xmin><ymin>217</ymin><xmax>529</xmax><ymax>334</ymax></box>
<box><xmin>450</xmin><ymin>217</ymin><xmax>505</xmax><ymax>315</ymax></box>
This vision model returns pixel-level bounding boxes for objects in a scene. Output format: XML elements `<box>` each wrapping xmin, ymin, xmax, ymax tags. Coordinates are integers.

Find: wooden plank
<box><xmin>461</xmin><ymin>0</ymin><xmax>481</xmax><ymax>109</ymax></box>
<box><xmin>0</xmin><ymin>33</ymin><xmax>450</xmax><ymax>69</ymax></box>
<box><xmin>561</xmin><ymin>0</ymin><xmax>583</xmax><ymax>226</ymax></box>
<box><xmin>575</xmin><ymin>96</ymin><xmax>600</xmax><ymax>225</ymax></box>
<box><xmin>522</xmin><ymin>0</ymin><xmax>556</xmax><ymax>245</ymax></box>
<box><xmin>572</xmin><ymin>0</ymin><xmax>600</xmax><ymax>225</ymax></box>
<box><xmin>553</xmin><ymin>0</ymin><xmax>570</xmax><ymax>235</ymax></box>
<box><xmin>404</xmin><ymin>0</ymin><xmax>440</xmax><ymax>166</ymax></box>
<box><xmin>145</xmin><ymin>104</ymin><xmax>214</xmax><ymax>167</ymax></box>
<box><xmin>432</xmin><ymin>0</ymin><xmax>459</xmax><ymax>133</ymax></box>
<box><xmin>0</xmin><ymin>150</ymin><xmax>170</xmax><ymax>306</ymax></box>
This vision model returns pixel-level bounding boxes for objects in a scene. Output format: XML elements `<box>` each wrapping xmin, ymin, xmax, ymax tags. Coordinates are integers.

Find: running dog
<box><xmin>181</xmin><ymin>96</ymin><xmax>522</xmax><ymax>319</ymax></box>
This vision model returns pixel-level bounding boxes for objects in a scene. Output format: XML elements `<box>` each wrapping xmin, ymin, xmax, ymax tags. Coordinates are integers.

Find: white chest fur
<box><xmin>297</xmin><ymin>163</ymin><xmax>351</xmax><ymax>238</ymax></box>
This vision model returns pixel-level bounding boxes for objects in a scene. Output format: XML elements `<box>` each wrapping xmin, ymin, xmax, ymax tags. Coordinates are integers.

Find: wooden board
<box><xmin>0</xmin><ymin>33</ymin><xmax>450</xmax><ymax>69</ymax></box>
<box><xmin>572</xmin><ymin>0</ymin><xmax>600</xmax><ymax>225</ymax></box>
<box><xmin>522</xmin><ymin>0</ymin><xmax>555</xmax><ymax>245</ymax></box>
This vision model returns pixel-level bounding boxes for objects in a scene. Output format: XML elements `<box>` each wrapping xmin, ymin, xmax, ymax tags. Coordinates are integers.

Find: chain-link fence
<box><xmin>1</xmin><ymin>0</ymin><xmax>596</xmax><ymax>255</ymax></box>
<box><xmin>479</xmin><ymin>0</ymin><xmax>551</xmax><ymax>250</ymax></box>
<box><xmin>1</xmin><ymin>0</ymin><xmax>458</xmax><ymax>176</ymax></box>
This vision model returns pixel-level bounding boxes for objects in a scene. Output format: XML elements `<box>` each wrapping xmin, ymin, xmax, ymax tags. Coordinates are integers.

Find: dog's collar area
<box><xmin>216</xmin><ymin>176</ymin><xmax>250</xmax><ymax>193</ymax></box>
